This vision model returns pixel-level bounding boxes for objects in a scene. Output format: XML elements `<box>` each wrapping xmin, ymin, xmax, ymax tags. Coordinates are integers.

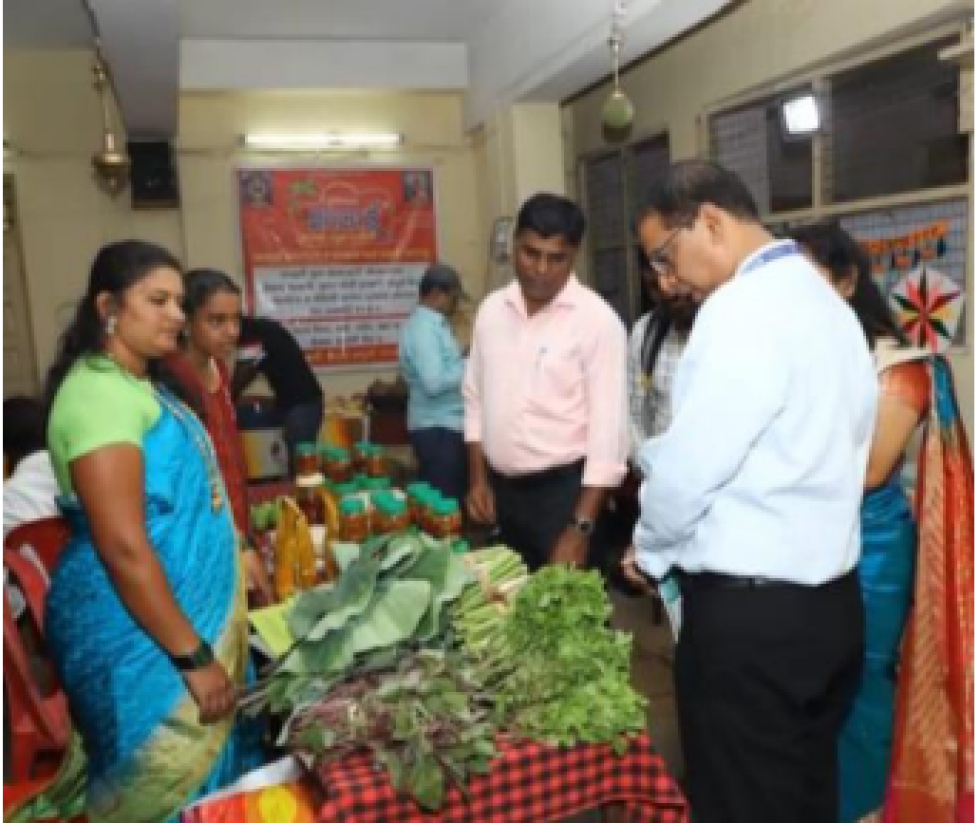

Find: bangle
<box><xmin>170</xmin><ymin>639</ymin><xmax>214</xmax><ymax>672</ymax></box>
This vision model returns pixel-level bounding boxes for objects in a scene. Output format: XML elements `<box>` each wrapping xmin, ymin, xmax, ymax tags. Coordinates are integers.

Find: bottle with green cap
<box><xmin>365</xmin><ymin>477</ymin><xmax>391</xmax><ymax>492</ymax></box>
<box><xmin>381</xmin><ymin>496</ymin><xmax>411</xmax><ymax>533</ymax></box>
<box><xmin>430</xmin><ymin>497</ymin><xmax>462</xmax><ymax>539</ymax></box>
<box><xmin>334</xmin><ymin>480</ymin><xmax>359</xmax><ymax>499</ymax></box>
<box><xmin>363</xmin><ymin>444</ymin><xmax>387</xmax><ymax>478</ymax></box>
<box><xmin>339</xmin><ymin>497</ymin><xmax>370</xmax><ymax>542</ymax></box>
<box><xmin>354</xmin><ymin>440</ymin><xmax>373</xmax><ymax>471</ymax></box>
<box><xmin>295</xmin><ymin>442</ymin><xmax>319</xmax><ymax>477</ymax></box>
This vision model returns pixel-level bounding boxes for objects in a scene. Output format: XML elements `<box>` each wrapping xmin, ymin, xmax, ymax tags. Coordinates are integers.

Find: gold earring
<box><xmin>106</xmin><ymin>316</ymin><xmax>117</xmax><ymax>336</ymax></box>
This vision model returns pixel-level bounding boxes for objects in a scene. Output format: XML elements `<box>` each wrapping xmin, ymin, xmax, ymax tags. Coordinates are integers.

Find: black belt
<box><xmin>678</xmin><ymin>569</ymin><xmax>854</xmax><ymax>592</ymax></box>
<box><xmin>488</xmin><ymin>459</ymin><xmax>585</xmax><ymax>490</ymax></box>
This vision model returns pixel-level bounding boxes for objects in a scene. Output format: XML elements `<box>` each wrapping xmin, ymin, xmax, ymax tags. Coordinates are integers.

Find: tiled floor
<box><xmin>609</xmin><ymin>590</ymin><xmax>684</xmax><ymax>777</ymax></box>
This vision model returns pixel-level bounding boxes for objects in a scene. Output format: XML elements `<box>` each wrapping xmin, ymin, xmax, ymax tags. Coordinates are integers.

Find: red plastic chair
<box><xmin>5</xmin><ymin>517</ymin><xmax>71</xmax><ymax>574</ymax></box>
<box><xmin>4</xmin><ymin>548</ymin><xmax>71</xmax><ymax>783</ymax></box>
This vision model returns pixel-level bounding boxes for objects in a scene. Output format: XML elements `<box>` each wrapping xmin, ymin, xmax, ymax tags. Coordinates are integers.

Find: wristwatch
<box><xmin>568</xmin><ymin>516</ymin><xmax>595</xmax><ymax>537</ymax></box>
<box><xmin>170</xmin><ymin>639</ymin><xmax>215</xmax><ymax>672</ymax></box>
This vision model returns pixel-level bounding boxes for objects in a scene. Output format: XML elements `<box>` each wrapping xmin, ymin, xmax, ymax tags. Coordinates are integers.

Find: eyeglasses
<box><xmin>646</xmin><ymin>228</ymin><xmax>683</xmax><ymax>276</ymax></box>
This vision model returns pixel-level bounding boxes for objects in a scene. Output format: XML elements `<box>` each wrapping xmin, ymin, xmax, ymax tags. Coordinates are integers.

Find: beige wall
<box><xmin>566</xmin><ymin>0</ymin><xmax>974</xmax><ymax>438</ymax></box>
<box><xmin>4</xmin><ymin>52</ymin><xmax>484</xmax><ymax>399</ymax></box>
<box><xmin>4</xmin><ymin>50</ymin><xmax>185</xmax><ymax>388</ymax></box>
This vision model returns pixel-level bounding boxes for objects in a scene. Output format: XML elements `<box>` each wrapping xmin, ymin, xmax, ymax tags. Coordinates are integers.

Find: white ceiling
<box><xmin>179</xmin><ymin>0</ymin><xmax>497</xmax><ymax>42</ymax></box>
<box><xmin>4</xmin><ymin>0</ymin><xmax>734</xmax><ymax>138</ymax></box>
<box><xmin>3</xmin><ymin>0</ymin><xmax>505</xmax><ymax>47</ymax></box>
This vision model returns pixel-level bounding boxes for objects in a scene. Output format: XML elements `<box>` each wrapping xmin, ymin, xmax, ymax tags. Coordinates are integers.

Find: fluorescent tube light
<box><xmin>243</xmin><ymin>132</ymin><xmax>403</xmax><ymax>150</ymax></box>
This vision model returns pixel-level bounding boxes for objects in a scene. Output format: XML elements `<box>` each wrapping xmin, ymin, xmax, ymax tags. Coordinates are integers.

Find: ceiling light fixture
<box><xmin>601</xmin><ymin>0</ymin><xmax>635</xmax><ymax>133</ymax></box>
<box><xmin>243</xmin><ymin>132</ymin><xmax>404</xmax><ymax>151</ymax></box>
<box><xmin>780</xmin><ymin>92</ymin><xmax>821</xmax><ymax>137</ymax></box>
<box><xmin>91</xmin><ymin>45</ymin><xmax>131</xmax><ymax>196</ymax></box>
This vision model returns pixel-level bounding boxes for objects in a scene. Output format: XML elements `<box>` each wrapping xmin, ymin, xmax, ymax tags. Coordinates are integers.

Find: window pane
<box><xmin>766</xmin><ymin>107</ymin><xmax>813</xmax><ymax>212</ymax></box>
<box><xmin>830</xmin><ymin>39</ymin><xmax>968</xmax><ymax>202</ymax></box>
<box><xmin>710</xmin><ymin>95</ymin><xmax>813</xmax><ymax>214</ymax></box>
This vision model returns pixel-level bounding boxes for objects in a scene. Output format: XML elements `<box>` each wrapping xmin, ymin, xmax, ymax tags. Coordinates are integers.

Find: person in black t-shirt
<box><xmin>232</xmin><ymin>316</ymin><xmax>324</xmax><ymax>472</ymax></box>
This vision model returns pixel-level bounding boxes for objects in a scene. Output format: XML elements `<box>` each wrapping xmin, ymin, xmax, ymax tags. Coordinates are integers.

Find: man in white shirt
<box><xmin>624</xmin><ymin>161</ymin><xmax>877</xmax><ymax>823</ymax></box>
<box><xmin>4</xmin><ymin>397</ymin><xmax>60</xmax><ymax>537</ymax></box>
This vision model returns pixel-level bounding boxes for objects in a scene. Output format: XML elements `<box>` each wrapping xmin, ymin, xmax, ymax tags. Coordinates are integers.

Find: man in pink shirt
<box><xmin>463</xmin><ymin>193</ymin><xmax>629</xmax><ymax>569</ymax></box>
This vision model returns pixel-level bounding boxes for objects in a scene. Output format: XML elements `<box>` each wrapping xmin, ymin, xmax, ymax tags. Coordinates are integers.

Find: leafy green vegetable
<box><xmin>288</xmin><ymin>649</ymin><xmax>498</xmax><ymax>812</ymax></box>
<box><xmin>482</xmin><ymin>565</ymin><xmax>647</xmax><ymax>750</ymax></box>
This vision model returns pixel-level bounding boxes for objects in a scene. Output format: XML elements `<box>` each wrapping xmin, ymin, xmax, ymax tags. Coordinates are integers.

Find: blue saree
<box><xmin>44</xmin><ymin>392</ymin><xmax>263</xmax><ymax>822</ymax></box>
<box><xmin>838</xmin><ymin>477</ymin><xmax>917</xmax><ymax>822</ymax></box>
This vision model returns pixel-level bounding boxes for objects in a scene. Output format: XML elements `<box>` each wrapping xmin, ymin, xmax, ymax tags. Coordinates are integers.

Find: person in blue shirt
<box><xmin>398</xmin><ymin>263</ymin><xmax>468</xmax><ymax>503</ymax></box>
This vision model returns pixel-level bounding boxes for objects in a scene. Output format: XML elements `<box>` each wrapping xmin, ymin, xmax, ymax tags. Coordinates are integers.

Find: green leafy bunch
<box><xmin>288</xmin><ymin>648</ymin><xmax>498</xmax><ymax>811</ymax></box>
<box><xmin>252</xmin><ymin>532</ymin><xmax>471</xmax><ymax>715</ymax></box>
<box><xmin>492</xmin><ymin>565</ymin><xmax>647</xmax><ymax>752</ymax></box>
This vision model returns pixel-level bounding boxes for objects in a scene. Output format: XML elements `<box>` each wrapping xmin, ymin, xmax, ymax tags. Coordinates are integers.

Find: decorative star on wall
<box><xmin>889</xmin><ymin>265</ymin><xmax>965</xmax><ymax>353</ymax></box>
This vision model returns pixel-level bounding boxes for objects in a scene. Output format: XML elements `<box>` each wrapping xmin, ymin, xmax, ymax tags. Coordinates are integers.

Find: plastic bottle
<box><xmin>353</xmin><ymin>441</ymin><xmax>373</xmax><ymax>472</ymax></box>
<box><xmin>338</xmin><ymin>498</ymin><xmax>370</xmax><ymax>543</ymax></box>
<box><xmin>363</xmin><ymin>445</ymin><xmax>387</xmax><ymax>478</ymax></box>
<box><xmin>378</xmin><ymin>496</ymin><xmax>410</xmax><ymax>534</ymax></box>
<box><xmin>294</xmin><ymin>443</ymin><xmax>319</xmax><ymax>477</ymax></box>
<box><xmin>429</xmin><ymin>498</ymin><xmax>463</xmax><ymax>540</ymax></box>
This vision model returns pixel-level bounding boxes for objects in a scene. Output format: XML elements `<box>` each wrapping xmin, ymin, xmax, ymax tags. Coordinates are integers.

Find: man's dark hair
<box><xmin>515</xmin><ymin>193</ymin><xmax>587</xmax><ymax>246</ymax></box>
<box><xmin>639</xmin><ymin>160</ymin><xmax>760</xmax><ymax>228</ymax></box>
<box><xmin>4</xmin><ymin>396</ymin><xmax>46</xmax><ymax>467</ymax></box>
<box><xmin>418</xmin><ymin>263</ymin><xmax>463</xmax><ymax>298</ymax></box>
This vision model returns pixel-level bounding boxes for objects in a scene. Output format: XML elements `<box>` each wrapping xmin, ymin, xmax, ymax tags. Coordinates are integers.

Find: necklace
<box><xmin>154</xmin><ymin>389</ymin><xmax>227</xmax><ymax>512</ymax></box>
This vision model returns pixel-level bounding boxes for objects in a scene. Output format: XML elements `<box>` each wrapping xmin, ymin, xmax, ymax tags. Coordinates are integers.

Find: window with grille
<box><xmin>709</xmin><ymin>36</ymin><xmax>969</xmax><ymax>215</ymax></box>
<box><xmin>828</xmin><ymin>37</ymin><xmax>968</xmax><ymax>202</ymax></box>
<box><xmin>581</xmin><ymin>133</ymin><xmax>671</xmax><ymax>324</ymax></box>
<box><xmin>709</xmin><ymin>91</ymin><xmax>814</xmax><ymax>215</ymax></box>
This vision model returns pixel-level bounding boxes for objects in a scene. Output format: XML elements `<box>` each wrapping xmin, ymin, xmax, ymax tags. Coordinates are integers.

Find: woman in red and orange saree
<box><xmin>791</xmin><ymin>222</ymin><xmax>973</xmax><ymax>823</ymax></box>
<box><xmin>883</xmin><ymin>354</ymin><xmax>973</xmax><ymax>823</ymax></box>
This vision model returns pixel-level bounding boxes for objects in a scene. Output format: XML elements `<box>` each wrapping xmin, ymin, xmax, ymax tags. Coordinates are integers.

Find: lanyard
<box><xmin>738</xmin><ymin>240</ymin><xmax>800</xmax><ymax>277</ymax></box>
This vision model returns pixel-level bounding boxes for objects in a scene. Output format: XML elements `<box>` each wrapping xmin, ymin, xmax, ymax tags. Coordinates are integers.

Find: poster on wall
<box><xmin>840</xmin><ymin>198</ymin><xmax>968</xmax><ymax>352</ymax></box>
<box><xmin>237</xmin><ymin>167</ymin><xmax>438</xmax><ymax>369</ymax></box>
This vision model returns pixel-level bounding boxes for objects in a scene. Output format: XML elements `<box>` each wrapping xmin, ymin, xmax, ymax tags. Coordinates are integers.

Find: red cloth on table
<box><xmin>313</xmin><ymin>732</ymin><xmax>688</xmax><ymax>823</ymax></box>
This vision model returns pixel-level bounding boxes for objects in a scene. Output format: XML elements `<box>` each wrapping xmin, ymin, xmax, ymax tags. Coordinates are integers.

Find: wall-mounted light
<box><xmin>780</xmin><ymin>92</ymin><xmax>821</xmax><ymax>137</ymax></box>
<box><xmin>242</xmin><ymin>132</ymin><xmax>403</xmax><ymax>151</ymax></box>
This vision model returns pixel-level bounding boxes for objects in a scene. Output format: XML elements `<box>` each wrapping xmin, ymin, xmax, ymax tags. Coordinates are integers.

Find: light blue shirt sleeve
<box><xmin>633</xmin><ymin>294</ymin><xmax>788</xmax><ymax>579</ymax></box>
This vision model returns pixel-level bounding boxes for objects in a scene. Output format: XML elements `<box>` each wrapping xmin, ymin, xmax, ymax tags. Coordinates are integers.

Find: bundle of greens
<box><xmin>244</xmin><ymin>531</ymin><xmax>471</xmax><ymax>716</ymax></box>
<box><xmin>453</xmin><ymin>547</ymin><xmax>528</xmax><ymax>662</ymax></box>
<box><xmin>288</xmin><ymin>648</ymin><xmax>497</xmax><ymax>811</ymax></box>
<box><xmin>485</xmin><ymin>565</ymin><xmax>647</xmax><ymax>752</ymax></box>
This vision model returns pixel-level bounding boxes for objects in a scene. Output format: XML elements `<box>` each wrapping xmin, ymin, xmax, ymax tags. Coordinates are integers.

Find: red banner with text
<box><xmin>237</xmin><ymin>167</ymin><xmax>437</xmax><ymax>369</ymax></box>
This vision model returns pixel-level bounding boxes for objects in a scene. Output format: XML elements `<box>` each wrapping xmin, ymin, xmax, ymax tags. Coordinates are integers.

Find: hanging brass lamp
<box><xmin>91</xmin><ymin>47</ymin><xmax>130</xmax><ymax>195</ymax></box>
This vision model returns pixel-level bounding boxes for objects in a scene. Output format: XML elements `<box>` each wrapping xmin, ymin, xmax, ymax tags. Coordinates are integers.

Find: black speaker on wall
<box><xmin>128</xmin><ymin>140</ymin><xmax>179</xmax><ymax>209</ymax></box>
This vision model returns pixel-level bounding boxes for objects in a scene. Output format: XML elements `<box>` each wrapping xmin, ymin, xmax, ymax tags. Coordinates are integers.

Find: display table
<box><xmin>312</xmin><ymin>732</ymin><xmax>687</xmax><ymax>823</ymax></box>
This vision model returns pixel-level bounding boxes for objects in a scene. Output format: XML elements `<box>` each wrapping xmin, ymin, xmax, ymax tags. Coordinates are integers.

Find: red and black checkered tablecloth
<box><xmin>313</xmin><ymin>732</ymin><xmax>688</xmax><ymax>823</ymax></box>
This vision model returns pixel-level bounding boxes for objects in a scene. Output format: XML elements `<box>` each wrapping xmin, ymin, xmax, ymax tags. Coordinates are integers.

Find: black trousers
<box><xmin>488</xmin><ymin>461</ymin><xmax>585</xmax><ymax>570</ymax></box>
<box><xmin>409</xmin><ymin>426</ymin><xmax>467</xmax><ymax>505</ymax></box>
<box><xmin>674</xmin><ymin>571</ymin><xmax>864</xmax><ymax>823</ymax></box>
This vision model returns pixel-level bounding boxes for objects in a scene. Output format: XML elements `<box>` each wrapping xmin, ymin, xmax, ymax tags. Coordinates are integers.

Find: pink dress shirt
<box><xmin>464</xmin><ymin>276</ymin><xmax>629</xmax><ymax>487</ymax></box>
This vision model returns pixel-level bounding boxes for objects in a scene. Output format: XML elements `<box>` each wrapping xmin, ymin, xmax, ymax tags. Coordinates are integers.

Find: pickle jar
<box><xmin>338</xmin><ymin>498</ymin><xmax>370</xmax><ymax>543</ymax></box>
<box><xmin>363</xmin><ymin>445</ymin><xmax>387</xmax><ymax>478</ymax></box>
<box><xmin>294</xmin><ymin>443</ymin><xmax>320</xmax><ymax>477</ymax></box>
<box><xmin>430</xmin><ymin>498</ymin><xmax>463</xmax><ymax>540</ymax></box>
